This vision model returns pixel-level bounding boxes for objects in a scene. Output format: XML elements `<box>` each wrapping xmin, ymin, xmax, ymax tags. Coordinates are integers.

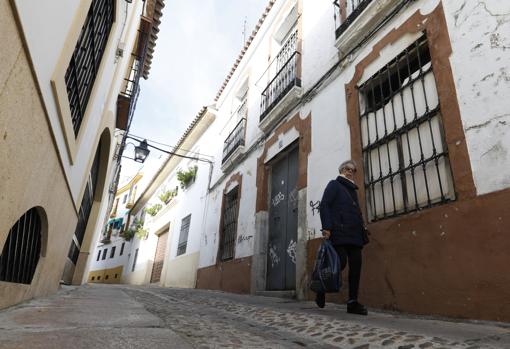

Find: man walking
<box><xmin>317</xmin><ymin>160</ymin><xmax>368</xmax><ymax>315</ymax></box>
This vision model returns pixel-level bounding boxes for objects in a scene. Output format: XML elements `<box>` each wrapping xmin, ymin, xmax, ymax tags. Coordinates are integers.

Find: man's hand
<box><xmin>322</xmin><ymin>230</ymin><xmax>331</xmax><ymax>239</ymax></box>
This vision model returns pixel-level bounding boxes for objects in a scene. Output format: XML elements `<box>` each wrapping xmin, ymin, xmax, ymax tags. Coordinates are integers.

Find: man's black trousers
<box><xmin>333</xmin><ymin>244</ymin><xmax>362</xmax><ymax>301</ymax></box>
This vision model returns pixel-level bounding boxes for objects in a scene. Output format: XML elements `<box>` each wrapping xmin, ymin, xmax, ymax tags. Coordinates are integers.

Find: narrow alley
<box><xmin>0</xmin><ymin>284</ymin><xmax>508</xmax><ymax>349</ymax></box>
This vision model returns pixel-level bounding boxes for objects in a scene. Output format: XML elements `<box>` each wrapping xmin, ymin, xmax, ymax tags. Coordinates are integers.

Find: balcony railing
<box><xmin>260</xmin><ymin>30</ymin><xmax>301</xmax><ymax>121</ymax></box>
<box><xmin>222</xmin><ymin>117</ymin><xmax>246</xmax><ymax>164</ymax></box>
<box><xmin>333</xmin><ymin>0</ymin><xmax>373</xmax><ymax>38</ymax></box>
<box><xmin>116</xmin><ymin>17</ymin><xmax>151</xmax><ymax>131</ymax></box>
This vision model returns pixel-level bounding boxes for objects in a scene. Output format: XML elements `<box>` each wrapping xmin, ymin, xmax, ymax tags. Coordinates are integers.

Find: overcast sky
<box><xmin>121</xmin><ymin>0</ymin><xmax>270</xmax><ymax>180</ymax></box>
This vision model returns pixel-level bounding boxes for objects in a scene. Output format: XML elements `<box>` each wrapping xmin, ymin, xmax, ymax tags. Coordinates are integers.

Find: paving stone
<box><xmin>1</xmin><ymin>285</ymin><xmax>508</xmax><ymax>349</ymax></box>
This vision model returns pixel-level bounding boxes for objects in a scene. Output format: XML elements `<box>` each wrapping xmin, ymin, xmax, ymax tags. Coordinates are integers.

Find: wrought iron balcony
<box><xmin>116</xmin><ymin>17</ymin><xmax>151</xmax><ymax>131</ymax></box>
<box><xmin>260</xmin><ymin>30</ymin><xmax>301</xmax><ymax>122</ymax></box>
<box><xmin>222</xmin><ymin>117</ymin><xmax>246</xmax><ymax>165</ymax></box>
<box><xmin>333</xmin><ymin>0</ymin><xmax>373</xmax><ymax>38</ymax></box>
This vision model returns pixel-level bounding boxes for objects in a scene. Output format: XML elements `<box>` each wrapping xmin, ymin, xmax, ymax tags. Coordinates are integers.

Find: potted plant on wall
<box><xmin>144</xmin><ymin>203</ymin><xmax>163</xmax><ymax>216</ymax></box>
<box><xmin>122</xmin><ymin>218</ymin><xmax>148</xmax><ymax>241</ymax></box>
<box><xmin>158</xmin><ymin>187</ymin><xmax>178</xmax><ymax>205</ymax></box>
<box><xmin>177</xmin><ymin>166</ymin><xmax>198</xmax><ymax>189</ymax></box>
<box><xmin>133</xmin><ymin>218</ymin><xmax>148</xmax><ymax>240</ymax></box>
<box><xmin>122</xmin><ymin>228</ymin><xmax>135</xmax><ymax>241</ymax></box>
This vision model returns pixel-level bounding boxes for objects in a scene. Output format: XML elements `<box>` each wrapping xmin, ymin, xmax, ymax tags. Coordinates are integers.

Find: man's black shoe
<box><xmin>347</xmin><ymin>301</ymin><xmax>368</xmax><ymax>315</ymax></box>
<box><xmin>315</xmin><ymin>292</ymin><xmax>325</xmax><ymax>308</ymax></box>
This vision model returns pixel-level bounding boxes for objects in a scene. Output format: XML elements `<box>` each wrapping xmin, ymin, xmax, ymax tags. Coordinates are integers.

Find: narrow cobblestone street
<box><xmin>0</xmin><ymin>285</ymin><xmax>508</xmax><ymax>349</ymax></box>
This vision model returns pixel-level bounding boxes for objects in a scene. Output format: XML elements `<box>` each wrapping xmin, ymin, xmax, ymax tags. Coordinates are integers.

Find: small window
<box><xmin>120</xmin><ymin>242</ymin><xmax>125</xmax><ymax>256</ymax></box>
<box><xmin>132</xmin><ymin>248</ymin><xmax>139</xmax><ymax>272</ymax></box>
<box><xmin>98</xmin><ymin>276</ymin><xmax>101</xmax><ymax>280</ymax></box>
<box><xmin>114</xmin><ymin>274</ymin><xmax>118</xmax><ymax>278</ymax></box>
<box><xmin>102</xmin><ymin>249</ymin><xmax>108</xmax><ymax>260</ymax></box>
<box><xmin>96</xmin><ymin>250</ymin><xmax>101</xmax><ymax>261</ymax></box>
<box><xmin>91</xmin><ymin>276</ymin><xmax>95</xmax><ymax>281</ymax></box>
<box><xmin>122</xmin><ymin>194</ymin><xmax>127</xmax><ymax>204</ymax></box>
<box><xmin>177</xmin><ymin>215</ymin><xmax>191</xmax><ymax>256</ymax></box>
<box><xmin>110</xmin><ymin>246</ymin><xmax>116</xmax><ymax>258</ymax></box>
<box><xmin>105</xmin><ymin>275</ymin><xmax>109</xmax><ymax>280</ymax></box>
<box><xmin>0</xmin><ymin>208</ymin><xmax>42</xmax><ymax>284</ymax></box>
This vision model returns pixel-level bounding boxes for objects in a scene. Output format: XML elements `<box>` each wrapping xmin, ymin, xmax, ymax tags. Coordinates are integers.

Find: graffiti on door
<box><xmin>286</xmin><ymin>240</ymin><xmax>296</xmax><ymax>264</ymax></box>
<box><xmin>269</xmin><ymin>244</ymin><xmax>280</xmax><ymax>268</ymax></box>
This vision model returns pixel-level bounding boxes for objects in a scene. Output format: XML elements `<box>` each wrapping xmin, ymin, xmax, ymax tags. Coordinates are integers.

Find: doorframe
<box><xmin>252</xmin><ymin>112</ymin><xmax>311</xmax><ymax>296</ymax></box>
<box><xmin>150</xmin><ymin>223</ymin><xmax>170</xmax><ymax>284</ymax></box>
<box><xmin>265</xmin><ymin>142</ymin><xmax>299</xmax><ymax>291</ymax></box>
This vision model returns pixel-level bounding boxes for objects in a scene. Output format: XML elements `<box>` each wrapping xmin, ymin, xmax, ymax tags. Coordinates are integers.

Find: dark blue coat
<box><xmin>319</xmin><ymin>176</ymin><xmax>364</xmax><ymax>247</ymax></box>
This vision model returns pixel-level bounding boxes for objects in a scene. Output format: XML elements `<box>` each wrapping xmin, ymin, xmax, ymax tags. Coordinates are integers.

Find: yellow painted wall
<box><xmin>88</xmin><ymin>266</ymin><xmax>123</xmax><ymax>284</ymax></box>
<box><xmin>0</xmin><ymin>1</ymin><xmax>78</xmax><ymax>309</ymax></box>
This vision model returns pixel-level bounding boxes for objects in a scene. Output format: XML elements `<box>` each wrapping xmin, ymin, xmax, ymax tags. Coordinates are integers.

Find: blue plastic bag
<box><xmin>310</xmin><ymin>240</ymin><xmax>341</xmax><ymax>293</ymax></box>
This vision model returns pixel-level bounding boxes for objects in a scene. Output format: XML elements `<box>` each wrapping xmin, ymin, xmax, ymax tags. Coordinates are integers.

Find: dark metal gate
<box><xmin>266</xmin><ymin>146</ymin><xmax>299</xmax><ymax>290</ymax></box>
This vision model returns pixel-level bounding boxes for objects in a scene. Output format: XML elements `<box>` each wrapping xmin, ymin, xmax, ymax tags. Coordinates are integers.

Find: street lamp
<box><xmin>124</xmin><ymin>134</ymin><xmax>212</xmax><ymax>164</ymax></box>
<box><xmin>134</xmin><ymin>139</ymin><xmax>150</xmax><ymax>163</ymax></box>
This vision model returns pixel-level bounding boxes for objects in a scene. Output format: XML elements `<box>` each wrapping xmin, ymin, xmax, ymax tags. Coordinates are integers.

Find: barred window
<box><xmin>0</xmin><ymin>208</ymin><xmax>42</xmax><ymax>284</ymax></box>
<box><xmin>358</xmin><ymin>35</ymin><xmax>455</xmax><ymax>222</ymax></box>
<box><xmin>65</xmin><ymin>0</ymin><xmax>114</xmax><ymax>136</ymax></box>
<box><xmin>132</xmin><ymin>248</ymin><xmax>139</xmax><ymax>272</ymax></box>
<box><xmin>177</xmin><ymin>215</ymin><xmax>191</xmax><ymax>256</ymax></box>
<box><xmin>219</xmin><ymin>187</ymin><xmax>240</xmax><ymax>261</ymax></box>
<box><xmin>67</xmin><ymin>143</ymin><xmax>102</xmax><ymax>265</ymax></box>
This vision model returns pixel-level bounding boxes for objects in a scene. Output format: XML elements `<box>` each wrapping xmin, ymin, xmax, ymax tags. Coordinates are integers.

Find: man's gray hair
<box><xmin>339</xmin><ymin>159</ymin><xmax>357</xmax><ymax>173</ymax></box>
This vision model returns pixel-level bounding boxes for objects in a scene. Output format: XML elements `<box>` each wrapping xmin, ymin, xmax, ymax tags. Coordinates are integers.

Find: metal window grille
<box><xmin>65</xmin><ymin>0</ymin><xmax>114</xmax><ymax>136</ymax></box>
<box><xmin>222</xmin><ymin>117</ymin><xmax>246</xmax><ymax>164</ymax></box>
<box><xmin>132</xmin><ymin>248</ymin><xmax>139</xmax><ymax>272</ymax></box>
<box><xmin>260</xmin><ymin>30</ymin><xmax>301</xmax><ymax>121</ymax></box>
<box><xmin>120</xmin><ymin>242</ymin><xmax>125</xmax><ymax>256</ymax></box>
<box><xmin>0</xmin><ymin>208</ymin><xmax>42</xmax><ymax>284</ymax></box>
<box><xmin>358</xmin><ymin>35</ymin><xmax>455</xmax><ymax>222</ymax></box>
<box><xmin>333</xmin><ymin>0</ymin><xmax>373</xmax><ymax>38</ymax></box>
<box><xmin>96</xmin><ymin>250</ymin><xmax>101</xmax><ymax>261</ymax></box>
<box><xmin>67</xmin><ymin>241</ymin><xmax>80</xmax><ymax>264</ymax></box>
<box><xmin>102</xmin><ymin>249</ymin><xmax>108</xmax><ymax>260</ymax></box>
<box><xmin>110</xmin><ymin>246</ymin><xmax>116</xmax><ymax>258</ymax></box>
<box><xmin>67</xmin><ymin>144</ymin><xmax>102</xmax><ymax>264</ymax></box>
<box><xmin>177</xmin><ymin>215</ymin><xmax>191</xmax><ymax>256</ymax></box>
<box><xmin>219</xmin><ymin>187</ymin><xmax>240</xmax><ymax>261</ymax></box>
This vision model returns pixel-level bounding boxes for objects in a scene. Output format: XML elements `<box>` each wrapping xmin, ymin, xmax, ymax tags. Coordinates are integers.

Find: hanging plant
<box><xmin>177</xmin><ymin>166</ymin><xmax>198</xmax><ymax>189</ymax></box>
<box><xmin>122</xmin><ymin>228</ymin><xmax>135</xmax><ymax>241</ymax></box>
<box><xmin>133</xmin><ymin>218</ymin><xmax>149</xmax><ymax>240</ymax></box>
<box><xmin>144</xmin><ymin>203</ymin><xmax>163</xmax><ymax>216</ymax></box>
<box><xmin>122</xmin><ymin>219</ymin><xmax>148</xmax><ymax>241</ymax></box>
<box><xmin>158</xmin><ymin>187</ymin><xmax>178</xmax><ymax>204</ymax></box>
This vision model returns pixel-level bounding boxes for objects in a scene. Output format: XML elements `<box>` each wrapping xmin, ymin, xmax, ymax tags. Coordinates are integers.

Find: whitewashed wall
<box><xmin>442</xmin><ymin>0</ymin><xmax>510</xmax><ymax>195</ymax></box>
<box><xmin>198</xmin><ymin>0</ymin><xmax>510</xmax><ymax>264</ymax></box>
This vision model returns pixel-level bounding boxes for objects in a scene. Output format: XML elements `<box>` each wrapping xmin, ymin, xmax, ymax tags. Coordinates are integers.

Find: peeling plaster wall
<box><xmin>443</xmin><ymin>0</ymin><xmax>510</xmax><ymax>194</ymax></box>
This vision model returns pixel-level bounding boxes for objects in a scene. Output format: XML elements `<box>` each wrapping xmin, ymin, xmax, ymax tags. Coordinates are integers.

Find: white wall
<box><xmin>198</xmin><ymin>0</ymin><xmax>510</xmax><ymax>266</ymax></box>
<box><xmin>442</xmin><ymin>0</ymin><xmax>510</xmax><ymax>195</ymax></box>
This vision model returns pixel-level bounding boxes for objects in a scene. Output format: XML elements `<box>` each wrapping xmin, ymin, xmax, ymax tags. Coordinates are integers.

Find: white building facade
<box><xmin>120</xmin><ymin>0</ymin><xmax>509</xmax><ymax>322</ymax></box>
<box><xmin>198</xmin><ymin>0</ymin><xmax>510</xmax><ymax>321</ymax></box>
